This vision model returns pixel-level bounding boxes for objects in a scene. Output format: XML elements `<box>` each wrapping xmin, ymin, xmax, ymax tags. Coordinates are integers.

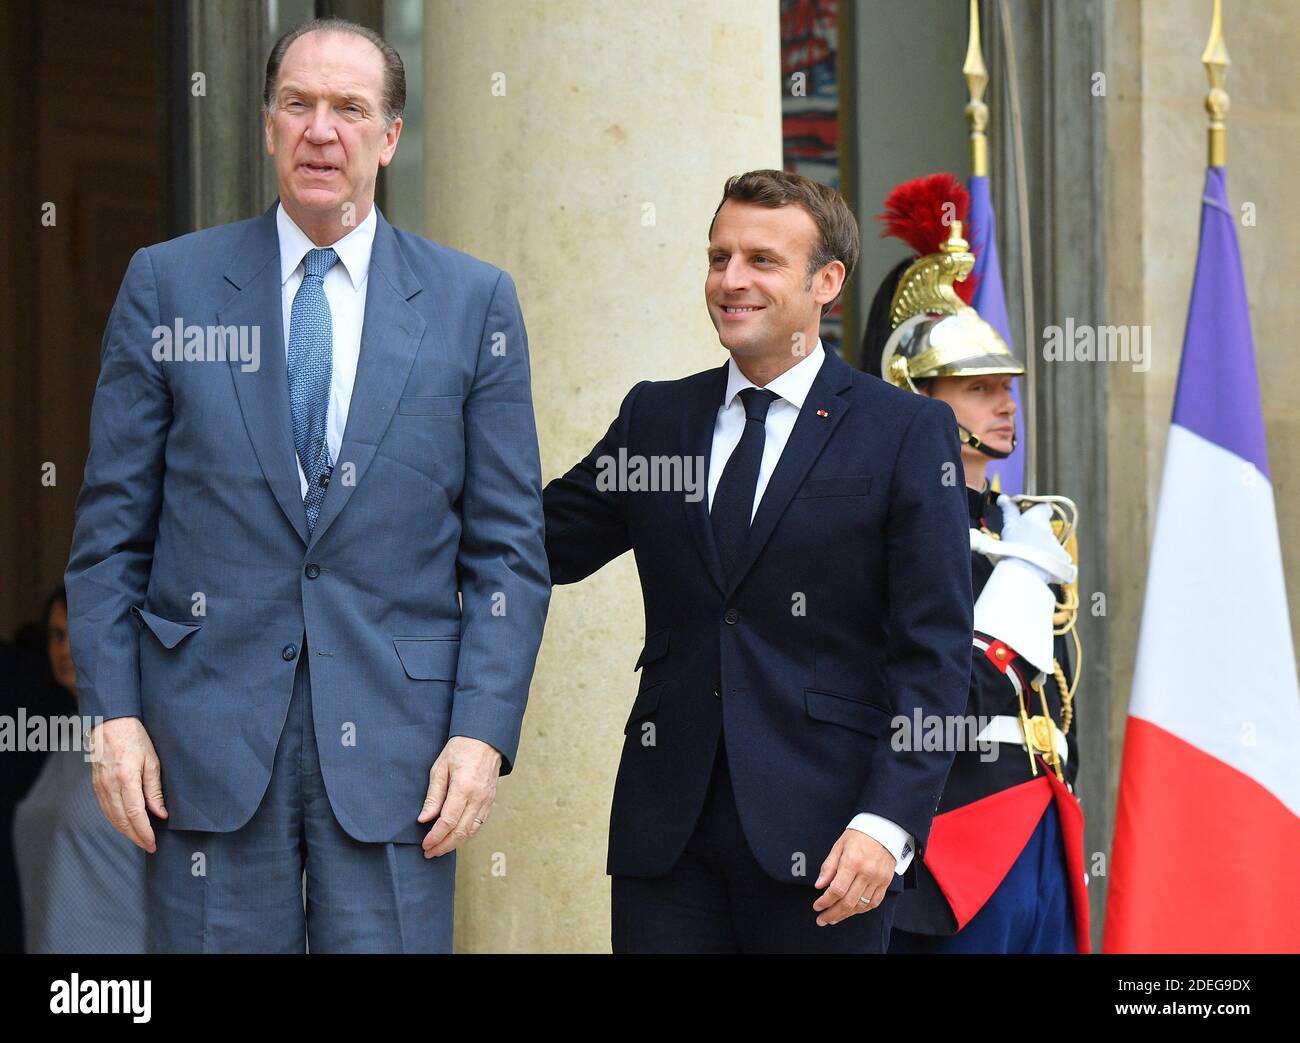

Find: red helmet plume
<box><xmin>876</xmin><ymin>173</ymin><xmax>978</xmax><ymax>304</ymax></box>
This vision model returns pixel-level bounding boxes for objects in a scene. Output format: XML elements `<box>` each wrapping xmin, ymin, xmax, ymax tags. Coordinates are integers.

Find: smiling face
<box><xmin>705</xmin><ymin>200</ymin><xmax>844</xmax><ymax>367</ymax></box>
<box><xmin>263</xmin><ymin>30</ymin><xmax>401</xmax><ymax>242</ymax></box>
<box><xmin>925</xmin><ymin>373</ymin><xmax>1018</xmax><ymax>465</ymax></box>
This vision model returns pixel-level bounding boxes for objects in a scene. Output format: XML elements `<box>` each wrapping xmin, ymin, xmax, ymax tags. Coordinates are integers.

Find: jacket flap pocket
<box><xmin>795</xmin><ymin>474</ymin><xmax>873</xmax><ymax>499</ymax></box>
<box><xmin>393</xmin><ymin>637</ymin><xmax>461</xmax><ymax>680</ymax></box>
<box><xmin>133</xmin><ymin>607</ymin><xmax>202</xmax><ymax>649</ymax></box>
<box><xmin>633</xmin><ymin>628</ymin><xmax>670</xmax><ymax>671</ymax></box>
<box><xmin>804</xmin><ymin>688</ymin><xmax>891</xmax><ymax>735</ymax></box>
<box><xmin>398</xmin><ymin>395</ymin><xmax>462</xmax><ymax>416</ymax></box>
<box><xmin>624</xmin><ymin>681</ymin><xmax>664</xmax><ymax>734</ymax></box>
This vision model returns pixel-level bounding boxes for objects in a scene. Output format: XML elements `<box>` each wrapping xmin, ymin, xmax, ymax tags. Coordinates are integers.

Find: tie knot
<box><xmin>302</xmin><ymin>247</ymin><xmax>339</xmax><ymax>279</ymax></box>
<box><xmin>738</xmin><ymin>387</ymin><xmax>778</xmax><ymax>424</ymax></box>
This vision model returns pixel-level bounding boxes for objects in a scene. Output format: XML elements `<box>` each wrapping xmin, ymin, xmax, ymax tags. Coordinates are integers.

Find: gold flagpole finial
<box><xmin>964</xmin><ymin>0</ymin><xmax>989</xmax><ymax>177</ymax></box>
<box><xmin>1202</xmin><ymin>0</ymin><xmax>1230</xmax><ymax>166</ymax></box>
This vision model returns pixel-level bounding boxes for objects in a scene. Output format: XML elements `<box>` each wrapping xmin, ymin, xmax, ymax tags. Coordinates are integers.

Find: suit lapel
<box><xmin>681</xmin><ymin>362</ymin><xmax>729</xmax><ymax>595</ymax></box>
<box><xmin>724</xmin><ymin>348</ymin><xmax>854</xmax><ymax>594</ymax></box>
<box><xmin>307</xmin><ymin>208</ymin><xmax>427</xmax><ymax>550</ymax></box>
<box><xmin>219</xmin><ymin>202</ymin><xmax>309</xmax><ymax>545</ymax></box>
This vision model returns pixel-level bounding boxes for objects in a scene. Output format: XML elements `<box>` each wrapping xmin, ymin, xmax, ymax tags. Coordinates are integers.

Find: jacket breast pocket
<box><xmin>393</xmin><ymin>637</ymin><xmax>461</xmax><ymax>680</ymax></box>
<box><xmin>398</xmin><ymin>395</ymin><xmax>462</xmax><ymax>417</ymax></box>
<box><xmin>804</xmin><ymin>688</ymin><xmax>892</xmax><ymax>736</ymax></box>
<box><xmin>795</xmin><ymin>474</ymin><xmax>872</xmax><ymax>499</ymax></box>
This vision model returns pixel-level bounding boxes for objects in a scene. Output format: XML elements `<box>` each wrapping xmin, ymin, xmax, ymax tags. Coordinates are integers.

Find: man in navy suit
<box><xmin>64</xmin><ymin>18</ymin><xmax>549</xmax><ymax>952</ymax></box>
<box><xmin>544</xmin><ymin>170</ymin><xmax>973</xmax><ymax>953</ymax></box>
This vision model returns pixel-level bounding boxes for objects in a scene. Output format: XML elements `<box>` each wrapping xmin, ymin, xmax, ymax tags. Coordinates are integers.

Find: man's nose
<box><xmin>719</xmin><ymin>259</ymin><xmax>749</xmax><ymax>292</ymax></box>
<box><xmin>305</xmin><ymin>104</ymin><xmax>339</xmax><ymax>143</ymax></box>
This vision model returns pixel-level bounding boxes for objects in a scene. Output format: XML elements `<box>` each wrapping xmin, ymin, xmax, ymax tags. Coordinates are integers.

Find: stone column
<box><xmin>422</xmin><ymin>0</ymin><xmax>782</xmax><ymax>952</ymax></box>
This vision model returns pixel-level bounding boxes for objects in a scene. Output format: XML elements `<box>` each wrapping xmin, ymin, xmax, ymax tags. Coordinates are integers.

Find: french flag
<box><xmin>1104</xmin><ymin>167</ymin><xmax>1300</xmax><ymax>952</ymax></box>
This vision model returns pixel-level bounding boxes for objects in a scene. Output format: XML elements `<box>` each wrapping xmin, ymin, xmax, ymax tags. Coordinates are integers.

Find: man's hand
<box><xmin>418</xmin><ymin>736</ymin><xmax>502</xmax><ymax>858</ymax></box>
<box><xmin>87</xmin><ymin>716</ymin><xmax>167</xmax><ymax>853</ymax></box>
<box><xmin>812</xmin><ymin>828</ymin><xmax>896</xmax><ymax>926</ymax></box>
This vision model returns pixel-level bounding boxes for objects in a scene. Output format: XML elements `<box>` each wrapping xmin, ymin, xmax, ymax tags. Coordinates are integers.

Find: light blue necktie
<box><xmin>287</xmin><ymin>247</ymin><xmax>339</xmax><ymax>535</ymax></box>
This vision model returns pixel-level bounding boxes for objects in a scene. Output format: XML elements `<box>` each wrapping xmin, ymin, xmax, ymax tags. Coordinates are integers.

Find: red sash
<box><xmin>923</xmin><ymin>762</ymin><xmax>1090</xmax><ymax>952</ymax></box>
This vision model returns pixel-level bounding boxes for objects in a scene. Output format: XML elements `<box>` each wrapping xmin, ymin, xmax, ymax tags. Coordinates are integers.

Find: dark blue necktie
<box><xmin>711</xmin><ymin>387</ymin><xmax>778</xmax><ymax>586</ymax></box>
<box><xmin>287</xmin><ymin>247</ymin><xmax>338</xmax><ymax>535</ymax></box>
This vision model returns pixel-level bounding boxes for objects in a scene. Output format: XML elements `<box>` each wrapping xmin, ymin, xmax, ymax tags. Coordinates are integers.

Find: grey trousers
<box><xmin>145</xmin><ymin>643</ymin><xmax>455</xmax><ymax>953</ymax></box>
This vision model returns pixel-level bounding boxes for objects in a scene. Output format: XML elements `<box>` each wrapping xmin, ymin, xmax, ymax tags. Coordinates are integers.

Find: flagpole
<box><xmin>994</xmin><ymin>0</ymin><xmax>1037</xmax><ymax>495</ymax></box>
<box><xmin>1202</xmin><ymin>0</ymin><xmax>1229</xmax><ymax>167</ymax></box>
<box><xmin>963</xmin><ymin>0</ymin><xmax>989</xmax><ymax>178</ymax></box>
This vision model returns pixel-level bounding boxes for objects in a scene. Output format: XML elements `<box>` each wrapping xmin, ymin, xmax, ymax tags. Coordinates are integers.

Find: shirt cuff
<box><xmin>847</xmin><ymin>813</ymin><xmax>915</xmax><ymax>875</ymax></box>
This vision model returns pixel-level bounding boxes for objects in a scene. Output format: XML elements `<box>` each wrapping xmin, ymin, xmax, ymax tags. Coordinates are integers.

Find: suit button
<box><xmin>282</xmin><ymin>644</ymin><xmax>297</xmax><ymax>661</ymax></box>
<box><xmin>713</xmin><ymin>688</ymin><xmax>720</xmax><ymax>698</ymax></box>
<box><xmin>723</xmin><ymin>609</ymin><xmax>739</xmax><ymax>625</ymax></box>
<box><xmin>305</xmin><ymin>563</ymin><xmax>320</xmax><ymax>579</ymax></box>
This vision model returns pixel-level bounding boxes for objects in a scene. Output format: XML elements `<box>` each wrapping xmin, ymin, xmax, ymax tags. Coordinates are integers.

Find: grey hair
<box><xmin>263</xmin><ymin>17</ymin><xmax>406</xmax><ymax>127</ymax></box>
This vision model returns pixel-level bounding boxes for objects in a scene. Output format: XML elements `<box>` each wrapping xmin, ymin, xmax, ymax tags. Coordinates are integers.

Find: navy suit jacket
<box><xmin>65</xmin><ymin>202</ymin><xmax>550</xmax><ymax>844</ymax></box>
<box><xmin>544</xmin><ymin>348</ymin><xmax>972</xmax><ymax>886</ymax></box>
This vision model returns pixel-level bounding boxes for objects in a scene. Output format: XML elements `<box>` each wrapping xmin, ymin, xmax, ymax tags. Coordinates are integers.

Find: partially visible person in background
<box><xmin>862</xmin><ymin>175</ymin><xmax>1087</xmax><ymax>954</ymax></box>
<box><xmin>12</xmin><ymin>587</ymin><xmax>148</xmax><ymax>953</ymax></box>
<box><xmin>0</xmin><ymin>589</ymin><xmax>77</xmax><ymax>953</ymax></box>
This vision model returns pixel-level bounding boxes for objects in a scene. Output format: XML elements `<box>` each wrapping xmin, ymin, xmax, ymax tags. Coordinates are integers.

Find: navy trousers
<box><xmin>888</xmin><ymin>800</ymin><xmax>1076</xmax><ymax>954</ymax></box>
<box><xmin>146</xmin><ymin>641</ymin><xmax>456</xmax><ymax>953</ymax></box>
<box><xmin>612</xmin><ymin>744</ymin><xmax>897</xmax><ymax>954</ymax></box>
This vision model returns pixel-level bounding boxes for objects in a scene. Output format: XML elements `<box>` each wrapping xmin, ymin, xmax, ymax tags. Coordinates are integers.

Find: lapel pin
<box><xmin>815</xmin><ymin>409</ymin><xmax>829</xmax><ymax>418</ymax></box>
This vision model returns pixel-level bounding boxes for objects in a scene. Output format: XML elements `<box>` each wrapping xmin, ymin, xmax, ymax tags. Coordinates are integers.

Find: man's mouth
<box><xmin>721</xmin><ymin>305</ymin><xmax>764</xmax><ymax>315</ymax></box>
<box><xmin>301</xmin><ymin>162</ymin><xmax>338</xmax><ymax>175</ymax></box>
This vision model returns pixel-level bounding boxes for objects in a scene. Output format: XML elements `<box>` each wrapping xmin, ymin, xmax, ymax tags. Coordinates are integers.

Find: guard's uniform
<box><xmin>888</xmin><ymin>486</ymin><xmax>1088</xmax><ymax>953</ymax></box>
<box><xmin>861</xmin><ymin>173</ymin><xmax>1089</xmax><ymax>954</ymax></box>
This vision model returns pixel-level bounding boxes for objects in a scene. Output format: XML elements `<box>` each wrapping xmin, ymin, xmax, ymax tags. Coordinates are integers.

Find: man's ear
<box><xmin>378</xmin><ymin>117</ymin><xmax>403</xmax><ymax>168</ymax></box>
<box><xmin>263</xmin><ymin>111</ymin><xmax>275</xmax><ymax>156</ymax></box>
<box><xmin>814</xmin><ymin>259</ymin><xmax>846</xmax><ymax>309</ymax></box>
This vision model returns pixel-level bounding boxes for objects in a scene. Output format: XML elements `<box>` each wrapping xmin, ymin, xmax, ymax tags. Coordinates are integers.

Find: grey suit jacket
<box><xmin>65</xmin><ymin>202</ymin><xmax>550</xmax><ymax>843</ymax></box>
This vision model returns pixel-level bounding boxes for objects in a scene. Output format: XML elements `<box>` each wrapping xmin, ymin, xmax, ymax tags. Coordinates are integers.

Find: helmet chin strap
<box><xmin>959</xmin><ymin>425</ymin><xmax>1016</xmax><ymax>460</ymax></box>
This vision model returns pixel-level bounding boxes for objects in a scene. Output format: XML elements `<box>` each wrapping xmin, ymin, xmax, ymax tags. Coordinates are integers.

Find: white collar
<box><xmin>722</xmin><ymin>339</ymin><xmax>826</xmax><ymax>411</ymax></box>
<box><xmin>276</xmin><ymin>201</ymin><xmax>377</xmax><ymax>292</ymax></box>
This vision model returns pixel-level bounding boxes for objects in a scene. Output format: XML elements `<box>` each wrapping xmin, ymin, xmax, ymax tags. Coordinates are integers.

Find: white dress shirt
<box><xmin>707</xmin><ymin>339</ymin><xmax>915</xmax><ymax>876</ymax></box>
<box><xmin>277</xmin><ymin>202</ymin><xmax>377</xmax><ymax>500</ymax></box>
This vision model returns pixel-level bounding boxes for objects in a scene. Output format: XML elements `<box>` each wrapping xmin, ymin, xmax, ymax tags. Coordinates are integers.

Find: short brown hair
<box><xmin>709</xmin><ymin>169</ymin><xmax>860</xmax><ymax>315</ymax></box>
<box><xmin>264</xmin><ymin>17</ymin><xmax>406</xmax><ymax>127</ymax></box>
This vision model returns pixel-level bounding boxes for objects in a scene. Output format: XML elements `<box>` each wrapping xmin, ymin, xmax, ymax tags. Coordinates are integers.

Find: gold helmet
<box><xmin>866</xmin><ymin>174</ymin><xmax>1024</xmax><ymax>459</ymax></box>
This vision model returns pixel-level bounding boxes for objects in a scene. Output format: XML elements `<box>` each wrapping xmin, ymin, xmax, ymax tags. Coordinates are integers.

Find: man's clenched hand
<box><xmin>812</xmin><ymin>828</ymin><xmax>896</xmax><ymax>926</ymax></box>
<box><xmin>418</xmin><ymin>736</ymin><xmax>502</xmax><ymax>858</ymax></box>
<box><xmin>88</xmin><ymin>716</ymin><xmax>167</xmax><ymax>853</ymax></box>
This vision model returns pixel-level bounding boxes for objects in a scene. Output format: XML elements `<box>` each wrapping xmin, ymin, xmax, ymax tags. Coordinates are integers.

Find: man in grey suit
<box><xmin>64</xmin><ymin>18</ymin><xmax>549</xmax><ymax>953</ymax></box>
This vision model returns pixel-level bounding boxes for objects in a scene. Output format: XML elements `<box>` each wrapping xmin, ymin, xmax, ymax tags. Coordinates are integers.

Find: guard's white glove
<box><xmin>971</xmin><ymin>496</ymin><xmax>1075</xmax><ymax>675</ymax></box>
<box><xmin>974</xmin><ymin>495</ymin><xmax>1076</xmax><ymax>585</ymax></box>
